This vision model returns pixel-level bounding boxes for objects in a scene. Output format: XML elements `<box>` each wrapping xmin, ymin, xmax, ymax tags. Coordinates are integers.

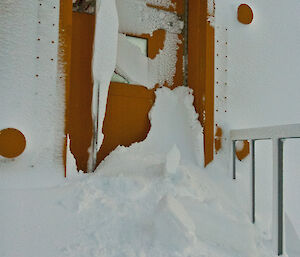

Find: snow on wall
<box><xmin>145</xmin><ymin>0</ymin><xmax>175</xmax><ymax>9</ymax></box>
<box><xmin>0</xmin><ymin>0</ymin><xmax>64</xmax><ymax>188</ymax></box>
<box><xmin>214</xmin><ymin>0</ymin><xmax>300</xmax><ymax>135</ymax></box>
<box><xmin>117</xmin><ymin>0</ymin><xmax>183</xmax><ymax>35</ymax></box>
<box><xmin>116</xmin><ymin>32</ymin><xmax>181</xmax><ymax>88</ymax></box>
<box><xmin>214</xmin><ymin>1</ymin><xmax>300</xmax><ymax>254</ymax></box>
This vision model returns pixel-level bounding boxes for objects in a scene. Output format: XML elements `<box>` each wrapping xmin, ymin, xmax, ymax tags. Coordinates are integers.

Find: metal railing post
<box><xmin>272</xmin><ymin>138</ymin><xmax>284</xmax><ymax>256</ymax></box>
<box><xmin>278</xmin><ymin>139</ymin><xmax>284</xmax><ymax>256</ymax></box>
<box><xmin>251</xmin><ymin>139</ymin><xmax>255</xmax><ymax>224</ymax></box>
<box><xmin>233</xmin><ymin>140</ymin><xmax>236</xmax><ymax>179</ymax></box>
<box><xmin>230</xmin><ymin>124</ymin><xmax>300</xmax><ymax>256</ymax></box>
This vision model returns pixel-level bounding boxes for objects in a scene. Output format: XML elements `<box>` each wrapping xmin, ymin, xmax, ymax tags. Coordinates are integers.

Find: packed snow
<box><xmin>0</xmin><ymin>88</ymin><xmax>276</xmax><ymax>257</ymax></box>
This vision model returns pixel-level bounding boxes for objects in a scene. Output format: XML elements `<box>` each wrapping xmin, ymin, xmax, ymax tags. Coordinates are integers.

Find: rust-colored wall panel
<box><xmin>69</xmin><ymin>12</ymin><xmax>95</xmax><ymax>171</ymax></box>
<box><xmin>59</xmin><ymin>0</ymin><xmax>73</xmax><ymax>176</ymax></box>
<box><xmin>97</xmin><ymin>84</ymin><xmax>155</xmax><ymax>164</ymax></box>
<box><xmin>188</xmin><ymin>0</ymin><xmax>215</xmax><ymax>166</ymax></box>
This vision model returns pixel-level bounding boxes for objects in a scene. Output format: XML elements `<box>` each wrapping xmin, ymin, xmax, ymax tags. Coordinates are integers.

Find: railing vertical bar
<box><xmin>233</xmin><ymin>140</ymin><xmax>236</xmax><ymax>179</ymax></box>
<box><xmin>278</xmin><ymin>139</ymin><xmax>284</xmax><ymax>256</ymax></box>
<box><xmin>251</xmin><ymin>139</ymin><xmax>255</xmax><ymax>224</ymax></box>
<box><xmin>230</xmin><ymin>125</ymin><xmax>300</xmax><ymax>256</ymax></box>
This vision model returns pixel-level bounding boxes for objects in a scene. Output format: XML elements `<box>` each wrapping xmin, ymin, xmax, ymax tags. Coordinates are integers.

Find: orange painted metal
<box><xmin>59</xmin><ymin>0</ymin><xmax>73</xmax><ymax>176</ymax></box>
<box><xmin>236</xmin><ymin>140</ymin><xmax>250</xmax><ymax>161</ymax></box>
<box><xmin>0</xmin><ymin>128</ymin><xmax>26</xmax><ymax>158</ymax></box>
<box><xmin>97</xmin><ymin>29</ymin><xmax>183</xmax><ymax>164</ymax></box>
<box><xmin>237</xmin><ymin>4</ymin><xmax>253</xmax><ymax>25</ymax></box>
<box><xmin>97</xmin><ymin>84</ymin><xmax>155</xmax><ymax>164</ymax></box>
<box><xmin>188</xmin><ymin>0</ymin><xmax>215</xmax><ymax>166</ymax></box>
<box><xmin>69</xmin><ymin>12</ymin><xmax>95</xmax><ymax>172</ymax></box>
<box><xmin>67</xmin><ymin>6</ymin><xmax>184</xmax><ymax>172</ymax></box>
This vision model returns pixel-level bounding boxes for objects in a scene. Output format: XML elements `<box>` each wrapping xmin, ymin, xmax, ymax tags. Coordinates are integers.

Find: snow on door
<box><xmin>68</xmin><ymin>0</ymin><xmax>184</xmax><ymax>173</ymax></box>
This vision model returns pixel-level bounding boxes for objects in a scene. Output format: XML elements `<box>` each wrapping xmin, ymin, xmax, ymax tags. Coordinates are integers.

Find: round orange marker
<box><xmin>236</xmin><ymin>140</ymin><xmax>250</xmax><ymax>160</ymax></box>
<box><xmin>0</xmin><ymin>128</ymin><xmax>26</xmax><ymax>158</ymax></box>
<box><xmin>237</xmin><ymin>4</ymin><xmax>254</xmax><ymax>25</ymax></box>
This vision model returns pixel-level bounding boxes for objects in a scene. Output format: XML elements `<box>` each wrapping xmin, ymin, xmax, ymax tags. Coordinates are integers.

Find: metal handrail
<box><xmin>230</xmin><ymin>124</ymin><xmax>300</xmax><ymax>256</ymax></box>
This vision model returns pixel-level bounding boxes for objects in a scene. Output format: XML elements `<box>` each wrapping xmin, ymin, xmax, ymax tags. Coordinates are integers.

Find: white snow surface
<box><xmin>117</xmin><ymin>0</ymin><xmax>183</xmax><ymax>35</ymax></box>
<box><xmin>116</xmin><ymin>32</ymin><xmax>181</xmax><ymax>88</ymax></box>
<box><xmin>0</xmin><ymin>87</ymin><xmax>275</xmax><ymax>257</ymax></box>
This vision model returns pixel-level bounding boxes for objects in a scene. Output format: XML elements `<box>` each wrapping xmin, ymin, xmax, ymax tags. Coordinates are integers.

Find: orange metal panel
<box><xmin>59</xmin><ymin>0</ymin><xmax>73</xmax><ymax>176</ymax></box>
<box><xmin>68</xmin><ymin>6</ymin><xmax>184</xmax><ymax>172</ymax></box>
<box><xmin>97</xmin><ymin>28</ymin><xmax>183</xmax><ymax>164</ymax></box>
<box><xmin>188</xmin><ymin>0</ymin><xmax>215</xmax><ymax>166</ymax></box>
<box><xmin>97</xmin><ymin>84</ymin><xmax>155</xmax><ymax>164</ymax></box>
<box><xmin>69</xmin><ymin>12</ymin><xmax>95</xmax><ymax>172</ymax></box>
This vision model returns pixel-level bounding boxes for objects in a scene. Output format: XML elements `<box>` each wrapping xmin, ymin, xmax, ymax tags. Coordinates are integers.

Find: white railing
<box><xmin>230</xmin><ymin>124</ymin><xmax>300</xmax><ymax>256</ymax></box>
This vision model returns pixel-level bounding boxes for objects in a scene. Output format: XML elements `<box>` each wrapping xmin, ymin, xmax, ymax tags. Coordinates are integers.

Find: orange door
<box><xmin>68</xmin><ymin>4</ymin><xmax>184</xmax><ymax>172</ymax></box>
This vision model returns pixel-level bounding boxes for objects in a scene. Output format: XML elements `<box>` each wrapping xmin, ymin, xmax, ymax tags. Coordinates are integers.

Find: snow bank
<box><xmin>0</xmin><ymin>87</ymin><xmax>276</xmax><ymax>257</ymax></box>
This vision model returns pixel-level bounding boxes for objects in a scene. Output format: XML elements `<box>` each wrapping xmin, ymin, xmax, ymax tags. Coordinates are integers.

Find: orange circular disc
<box><xmin>0</xmin><ymin>128</ymin><xmax>26</xmax><ymax>158</ymax></box>
<box><xmin>236</xmin><ymin>140</ymin><xmax>250</xmax><ymax>161</ymax></box>
<box><xmin>237</xmin><ymin>4</ymin><xmax>254</xmax><ymax>25</ymax></box>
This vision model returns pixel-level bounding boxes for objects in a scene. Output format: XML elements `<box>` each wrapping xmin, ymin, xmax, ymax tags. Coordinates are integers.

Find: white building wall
<box><xmin>0</xmin><ymin>0</ymin><xmax>64</xmax><ymax>188</ymax></box>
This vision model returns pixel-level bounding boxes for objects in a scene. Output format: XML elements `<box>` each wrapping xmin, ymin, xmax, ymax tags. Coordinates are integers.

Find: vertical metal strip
<box><xmin>251</xmin><ymin>139</ymin><xmax>255</xmax><ymax>223</ymax></box>
<box><xmin>278</xmin><ymin>139</ymin><xmax>284</xmax><ymax>255</ymax></box>
<box><xmin>233</xmin><ymin>140</ymin><xmax>236</xmax><ymax>179</ymax></box>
